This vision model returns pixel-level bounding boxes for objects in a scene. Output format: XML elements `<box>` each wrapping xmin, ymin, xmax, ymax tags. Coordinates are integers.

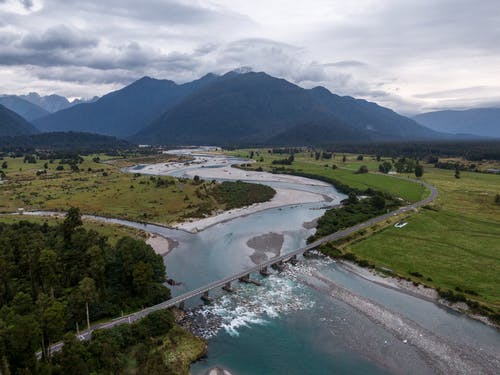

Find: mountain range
<box><xmin>0</xmin><ymin>96</ymin><xmax>49</xmax><ymax>121</ymax></box>
<box><xmin>20</xmin><ymin>93</ymin><xmax>99</xmax><ymax>113</ymax></box>
<box><xmin>10</xmin><ymin>70</ymin><xmax>500</xmax><ymax>146</ymax></box>
<box><xmin>29</xmin><ymin>71</ymin><xmax>440</xmax><ymax>145</ymax></box>
<box><xmin>413</xmin><ymin>108</ymin><xmax>500</xmax><ymax>138</ymax></box>
<box><xmin>33</xmin><ymin>74</ymin><xmax>218</xmax><ymax>137</ymax></box>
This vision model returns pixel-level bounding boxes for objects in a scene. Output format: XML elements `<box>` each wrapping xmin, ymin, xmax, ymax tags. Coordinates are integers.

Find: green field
<box><xmin>229</xmin><ymin>150</ymin><xmax>428</xmax><ymax>202</ymax></box>
<box><xmin>0</xmin><ymin>153</ymin><xmax>274</xmax><ymax>225</ymax></box>
<box><xmin>230</xmin><ymin>149</ymin><xmax>500</xmax><ymax>315</ymax></box>
<box><xmin>349</xmin><ymin>167</ymin><xmax>500</xmax><ymax>312</ymax></box>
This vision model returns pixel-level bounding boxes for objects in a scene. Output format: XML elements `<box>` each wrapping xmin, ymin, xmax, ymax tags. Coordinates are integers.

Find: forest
<box><xmin>319</xmin><ymin>140</ymin><xmax>500</xmax><ymax>161</ymax></box>
<box><xmin>0</xmin><ymin>132</ymin><xmax>133</xmax><ymax>152</ymax></box>
<box><xmin>0</xmin><ymin>208</ymin><xmax>170</xmax><ymax>374</ymax></box>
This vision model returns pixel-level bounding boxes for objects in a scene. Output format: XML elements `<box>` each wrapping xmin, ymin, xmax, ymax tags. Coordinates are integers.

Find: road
<box><xmin>40</xmin><ymin>176</ymin><xmax>437</xmax><ymax>358</ymax></box>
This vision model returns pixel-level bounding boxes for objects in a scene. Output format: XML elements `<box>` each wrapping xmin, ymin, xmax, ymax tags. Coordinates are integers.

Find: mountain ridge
<box><xmin>0</xmin><ymin>104</ymin><xmax>39</xmax><ymax>137</ymax></box>
<box><xmin>133</xmin><ymin>71</ymin><xmax>441</xmax><ymax>145</ymax></box>
<box><xmin>0</xmin><ymin>95</ymin><xmax>49</xmax><ymax>121</ymax></box>
<box><xmin>33</xmin><ymin>73</ymin><xmax>219</xmax><ymax>137</ymax></box>
<box><xmin>413</xmin><ymin>108</ymin><xmax>500</xmax><ymax>138</ymax></box>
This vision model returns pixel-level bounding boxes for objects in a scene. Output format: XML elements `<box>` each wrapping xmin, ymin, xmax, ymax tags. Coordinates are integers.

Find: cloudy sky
<box><xmin>0</xmin><ymin>0</ymin><xmax>499</xmax><ymax>114</ymax></box>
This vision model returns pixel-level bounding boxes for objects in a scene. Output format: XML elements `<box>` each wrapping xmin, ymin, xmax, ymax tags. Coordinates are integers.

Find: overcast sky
<box><xmin>0</xmin><ymin>0</ymin><xmax>499</xmax><ymax>114</ymax></box>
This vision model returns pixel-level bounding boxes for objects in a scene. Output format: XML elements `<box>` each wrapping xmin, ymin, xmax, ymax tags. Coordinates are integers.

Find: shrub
<box><xmin>355</xmin><ymin>165</ymin><xmax>368</xmax><ymax>174</ymax></box>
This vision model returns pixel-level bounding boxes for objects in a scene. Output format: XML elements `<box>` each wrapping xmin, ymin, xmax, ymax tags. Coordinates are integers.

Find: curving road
<box><xmin>40</xmin><ymin>175</ymin><xmax>437</xmax><ymax>358</ymax></box>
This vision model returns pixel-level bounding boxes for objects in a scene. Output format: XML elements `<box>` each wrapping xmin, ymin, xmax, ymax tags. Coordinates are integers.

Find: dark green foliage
<box><xmin>0</xmin><ymin>132</ymin><xmax>132</xmax><ymax>153</ymax></box>
<box><xmin>49</xmin><ymin>310</ymin><xmax>175</xmax><ymax>374</ymax></box>
<box><xmin>355</xmin><ymin>165</ymin><xmax>368</xmax><ymax>174</ymax></box>
<box><xmin>394</xmin><ymin>157</ymin><xmax>417</xmax><ymax>173</ymax></box>
<box><xmin>378</xmin><ymin>161</ymin><xmax>392</xmax><ymax>173</ymax></box>
<box><xmin>0</xmin><ymin>210</ymin><xmax>170</xmax><ymax>373</ymax></box>
<box><xmin>415</xmin><ymin>164</ymin><xmax>424</xmax><ymax>177</ymax></box>
<box><xmin>320</xmin><ymin>140</ymin><xmax>500</xmax><ymax>161</ymax></box>
<box><xmin>438</xmin><ymin>289</ymin><xmax>467</xmax><ymax>303</ymax></box>
<box><xmin>309</xmin><ymin>192</ymin><xmax>400</xmax><ymax>242</ymax></box>
<box><xmin>271</xmin><ymin>154</ymin><xmax>294</xmax><ymax>165</ymax></box>
<box><xmin>23</xmin><ymin>154</ymin><xmax>37</xmax><ymax>163</ymax></box>
<box><xmin>212</xmin><ymin>180</ymin><xmax>276</xmax><ymax>209</ymax></box>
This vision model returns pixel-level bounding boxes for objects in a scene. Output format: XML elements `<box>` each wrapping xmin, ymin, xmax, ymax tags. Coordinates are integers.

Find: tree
<box><xmin>63</xmin><ymin>207</ymin><xmax>83</xmax><ymax>240</ymax></box>
<box><xmin>355</xmin><ymin>165</ymin><xmax>368</xmax><ymax>174</ymax></box>
<box><xmin>371</xmin><ymin>194</ymin><xmax>386</xmax><ymax>209</ymax></box>
<box><xmin>37</xmin><ymin>293</ymin><xmax>66</xmax><ymax>358</ymax></box>
<box><xmin>454</xmin><ymin>168</ymin><xmax>461</xmax><ymax>179</ymax></box>
<box><xmin>58</xmin><ymin>333</ymin><xmax>90</xmax><ymax>374</ymax></box>
<box><xmin>342</xmin><ymin>155</ymin><xmax>346</xmax><ymax>162</ymax></box>
<box><xmin>1</xmin><ymin>161</ymin><xmax>7</xmax><ymax>169</ymax></box>
<box><xmin>357</xmin><ymin>155</ymin><xmax>363</xmax><ymax>161</ymax></box>
<box><xmin>132</xmin><ymin>262</ymin><xmax>154</xmax><ymax>296</ymax></box>
<box><xmin>415</xmin><ymin>164</ymin><xmax>424</xmax><ymax>177</ymax></box>
<box><xmin>379</xmin><ymin>161</ymin><xmax>392</xmax><ymax>174</ymax></box>
<box><xmin>78</xmin><ymin>277</ymin><xmax>97</xmax><ymax>330</ymax></box>
<box><xmin>4</xmin><ymin>313</ymin><xmax>40</xmax><ymax>373</ymax></box>
<box><xmin>39</xmin><ymin>249</ymin><xmax>60</xmax><ymax>297</ymax></box>
<box><xmin>347</xmin><ymin>192</ymin><xmax>358</xmax><ymax>204</ymax></box>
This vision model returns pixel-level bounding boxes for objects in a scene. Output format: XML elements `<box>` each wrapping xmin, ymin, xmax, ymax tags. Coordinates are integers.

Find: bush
<box><xmin>355</xmin><ymin>165</ymin><xmax>368</xmax><ymax>174</ymax></box>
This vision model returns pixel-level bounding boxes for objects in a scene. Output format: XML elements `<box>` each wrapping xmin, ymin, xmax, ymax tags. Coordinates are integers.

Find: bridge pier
<box><xmin>260</xmin><ymin>266</ymin><xmax>271</xmax><ymax>276</ymax></box>
<box><xmin>303</xmin><ymin>250</ymin><xmax>314</xmax><ymax>258</ymax></box>
<box><xmin>222</xmin><ymin>282</ymin><xmax>235</xmax><ymax>293</ymax></box>
<box><xmin>239</xmin><ymin>274</ymin><xmax>262</xmax><ymax>286</ymax></box>
<box><xmin>289</xmin><ymin>254</ymin><xmax>299</xmax><ymax>265</ymax></box>
<box><xmin>271</xmin><ymin>260</ymin><xmax>285</xmax><ymax>272</ymax></box>
<box><xmin>178</xmin><ymin>301</ymin><xmax>185</xmax><ymax>310</ymax></box>
<box><xmin>201</xmin><ymin>291</ymin><xmax>212</xmax><ymax>303</ymax></box>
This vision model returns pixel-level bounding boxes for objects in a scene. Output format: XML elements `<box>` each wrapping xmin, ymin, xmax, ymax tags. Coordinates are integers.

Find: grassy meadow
<box><xmin>0</xmin><ymin>153</ymin><xmax>274</xmax><ymax>225</ymax></box>
<box><xmin>229</xmin><ymin>150</ymin><xmax>428</xmax><ymax>202</ymax></box>
<box><xmin>349</xmin><ymin>167</ymin><xmax>500</xmax><ymax>312</ymax></box>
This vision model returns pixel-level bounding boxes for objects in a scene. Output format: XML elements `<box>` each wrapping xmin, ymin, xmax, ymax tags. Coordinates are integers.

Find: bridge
<box><xmin>41</xmin><ymin>178</ymin><xmax>437</xmax><ymax>357</ymax></box>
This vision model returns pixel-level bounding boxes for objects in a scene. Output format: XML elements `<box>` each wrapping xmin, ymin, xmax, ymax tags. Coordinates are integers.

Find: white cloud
<box><xmin>0</xmin><ymin>0</ymin><xmax>499</xmax><ymax>112</ymax></box>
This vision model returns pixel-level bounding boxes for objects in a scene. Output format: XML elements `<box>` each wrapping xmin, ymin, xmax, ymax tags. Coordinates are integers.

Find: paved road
<box><xmin>40</xmin><ymin>176</ymin><xmax>437</xmax><ymax>358</ymax></box>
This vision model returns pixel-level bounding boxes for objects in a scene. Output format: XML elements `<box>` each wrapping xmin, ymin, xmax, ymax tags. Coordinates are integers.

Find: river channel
<box><xmin>113</xmin><ymin>149</ymin><xmax>500</xmax><ymax>373</ymax></box>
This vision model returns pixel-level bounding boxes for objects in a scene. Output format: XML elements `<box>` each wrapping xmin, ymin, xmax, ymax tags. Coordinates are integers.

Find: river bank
<box><xmin>173</xmin><ymin>186</ymin><xmax>325</xmax><ymax>233</ymax></box>
<box><xmin>340</xmin><ymin>260</ymin><xmax>499</xmax><ymax>329</ymax></box>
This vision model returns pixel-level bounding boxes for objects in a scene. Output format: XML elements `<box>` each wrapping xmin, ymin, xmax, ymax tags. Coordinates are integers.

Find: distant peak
<box><xmin>311</xmin><ymin>86</ymin><xmax>332</xmax><ymax>94</ymax></box>
<box><xmin>137</xmin><ymin>76</ymin><xmax>154</xmax><ymax>82</ymax></box>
